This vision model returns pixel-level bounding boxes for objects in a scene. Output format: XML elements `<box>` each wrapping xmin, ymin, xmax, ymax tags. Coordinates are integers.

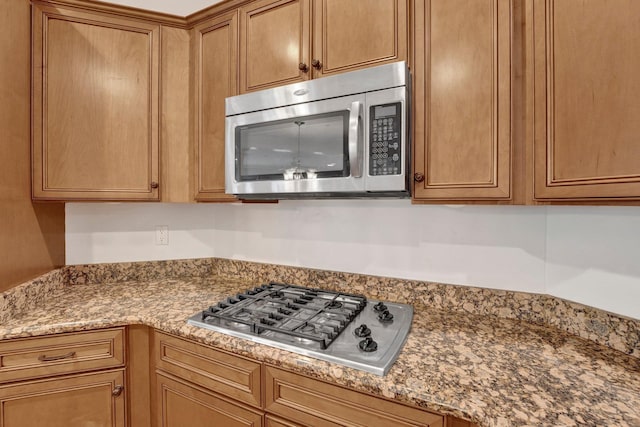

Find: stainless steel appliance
<box><xmin>225</xmin><ymin>61</ymin><xmax>410</xmax><ymax>199</ymax></box>
<box><xmin>187</xmin><ymin>282</ymin><xmax>413</xmax><ymax>376</ymax></box>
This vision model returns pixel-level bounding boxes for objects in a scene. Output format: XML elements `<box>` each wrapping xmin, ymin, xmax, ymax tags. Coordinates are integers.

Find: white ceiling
<box><xmin>101</xmin><ymin>0</ymin><xmax>224</xmax><ymax>17</ymax></box>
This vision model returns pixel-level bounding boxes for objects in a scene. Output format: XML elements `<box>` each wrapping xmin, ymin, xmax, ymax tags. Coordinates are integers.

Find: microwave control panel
<box><xmin>369</xmin><ymin>102</ymin><xmax>402</xmax><ymax>176</ymax></box>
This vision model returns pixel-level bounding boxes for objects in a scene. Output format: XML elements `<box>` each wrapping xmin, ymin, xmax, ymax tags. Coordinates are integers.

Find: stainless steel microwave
<box><xmin>225</xmin><ymin>61</ymin><xmax>410</xmax><ymax>199</ymax></box>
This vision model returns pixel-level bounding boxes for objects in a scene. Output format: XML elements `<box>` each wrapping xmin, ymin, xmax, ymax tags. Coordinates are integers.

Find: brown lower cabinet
<box><xmin>0</xmin><ymin>328</ymin><xmax>128</xmax><ymax>427</ymax></box>
<box><xmin>156</xmin><ymin>372</ymin><xmax>263</xmax><ymax>427</ymax></box>
<box><xmin>264</xmin><ymin>365</ymin><xmax>444</xmax><ymax>427</ymax></box>
<box><xmin>0</xmin><ymin>328</ymin><xmax>476</xmax><ymax>427</ymax></box>
<box><xmin>0</xmin><ymin>369</ymin><xmax>126</xmax><ymax>427</ymax></box>
<box><xmin>266</xmin><ymin>415</ymin><xmax>304</xmax><ymax>427</ymax></box>
<box><xmin>152</xmin><ymin>330</ymin><xmax>476</xmax><ymax>427</ymax></box>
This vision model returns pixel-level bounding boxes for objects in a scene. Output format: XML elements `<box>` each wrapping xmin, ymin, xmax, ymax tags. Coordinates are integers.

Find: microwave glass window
<box><xmin>236</xmin><ymin>111</ymin><xmax>349</xmax><ymax>181</ymax></box>
<box><xmin>369</xmin><ymin>102</ymin><xmax>402</xmax><ymax>176</ymax></box>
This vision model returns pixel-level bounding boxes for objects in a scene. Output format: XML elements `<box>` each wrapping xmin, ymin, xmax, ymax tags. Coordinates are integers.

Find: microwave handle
<box><xmin>348</xmin><ymin>101</ymin><xmax>364</xmax><ymax>178</ymax></box>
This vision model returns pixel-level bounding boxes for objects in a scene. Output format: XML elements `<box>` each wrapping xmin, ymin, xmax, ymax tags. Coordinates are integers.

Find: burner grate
<box><xmin>201</xmin><ymin>282</ymin><xmax>367</xmax><ymax>350</ymax></box>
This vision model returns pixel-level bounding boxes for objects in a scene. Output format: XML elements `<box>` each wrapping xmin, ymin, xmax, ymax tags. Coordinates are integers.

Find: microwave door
<box><xmin>226</xmin><ymin>94</ymin><xmax>366</xmax><ymax>197</ymax></box>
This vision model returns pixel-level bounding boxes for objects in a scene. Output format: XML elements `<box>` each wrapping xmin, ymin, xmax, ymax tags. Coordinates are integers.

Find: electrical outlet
<box><xmin>155</xmin><ymin>226</ymin><xmax>168</xmax><ymax>245</ymax></box>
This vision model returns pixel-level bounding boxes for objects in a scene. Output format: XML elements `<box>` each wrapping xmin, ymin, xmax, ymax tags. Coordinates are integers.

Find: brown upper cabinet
<box><xmin>193</xmin><ymin>11</ymin><xmax>239</xmax><ymax>201</ymax></box>
<box><xmin>32</xmin><ymin>3</ymin><xmax>160</xmax><ymax>201</ymax></box>
<box><xmin>239</xmin><ymin>0</ymin><xmax>408</xmax><ymax>93</ymax></box>
<box><xmin>530</xmin><ymin>0</ymin><xmax>640</xmax><ymax>201</ymax></box>
<box><xmin>412</xmin><ymin>0</ymin><xmax>513</xmax><ymax>202</ymax></box>
<box><xmin>30</xmin><ymin>0</ymin><xmax>640</xmax><ymax>205</ymax></box>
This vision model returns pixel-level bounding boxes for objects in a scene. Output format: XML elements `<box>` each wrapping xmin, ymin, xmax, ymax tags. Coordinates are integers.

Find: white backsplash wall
<box><xmin>66</xmin><ymin>202</ymin><xmax>640</xmax><ymax>319</ymax></box>
<box><xmin>545</xmin><ymin>206</ymin><xmax>640</xmax><ymax>320</ymax></box>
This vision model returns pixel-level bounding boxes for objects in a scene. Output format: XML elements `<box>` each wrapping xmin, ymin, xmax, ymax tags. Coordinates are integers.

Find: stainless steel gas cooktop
<box><xmin>187</xmin><ymin>282</ymin><xmax>413</xmax><ymax>376</ymax></box>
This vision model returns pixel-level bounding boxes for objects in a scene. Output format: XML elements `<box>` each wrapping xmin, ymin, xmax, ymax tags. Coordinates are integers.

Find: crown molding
<box><xmin>32</xmin><ymin>0</ymin><xmax>189</xmax><ymax>28</ymax></box>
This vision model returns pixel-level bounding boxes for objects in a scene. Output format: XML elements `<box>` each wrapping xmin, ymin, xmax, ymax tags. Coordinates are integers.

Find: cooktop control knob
<box><xmin>354</xmin><ymin>324</ymin><xmax>371</xmax><ymax>337</ymax></box>
<box><xmin>378</xmin><ymin>310</ymin><xmax>394</xmax><ymax>323</ymax></box>
<box><xmin>358</xmin><ymin>336</ymin><xmax>378</xmax><ymax>352</ymax></box>
<box><xmin>373</xmin><ymin>302</ymin><xmax>387</xmax><ymax>312</ymax></box>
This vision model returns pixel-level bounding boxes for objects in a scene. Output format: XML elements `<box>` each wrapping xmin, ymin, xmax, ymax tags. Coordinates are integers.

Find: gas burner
<box><xmin>188</xmin><ymin>281</ymin><xmax>413</xmax><ymax>376</ymax></box>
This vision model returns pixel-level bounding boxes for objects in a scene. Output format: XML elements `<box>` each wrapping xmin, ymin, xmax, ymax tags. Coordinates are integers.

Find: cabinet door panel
<box><xmin>157</xmin><ymin>373</ymin><xmax>263</xmax><ymax>427</ymax></box>
<box><xmin>265</xmin><ymin>366</ymin><xmax>443</xmax><ymax>427</ymax></box>
<box><xmin>413</xmin><ymin>0</ymin><xmax>511</xmax><ymax>201</ymax></box>
<box><xmin>154</xmin><ymin>331</ymin><xmax>262</xmax><ymax>408</ymax></box>
<box><xmin>240</xmin><ymin>0</ymin><xmax>310</xmax><ymax>92</ymax></box>
<box><xmin>194</xmin><ymin>12</ymin><xmax>238</xmax><ymax>201</ymax></box>
<box><xmin>312</xmin><ymin>0</ymin><xmax>408</xmax><ymax>77</ymax></box>
<box><xmin>265</xmin><ymin>415</ymin><xmax>304</xmax><ymax>427</ymax></box>
<box><xmin>32</xmin><ymin>4</ymin><xmax>160</xmax><ymax>200</ymax></box>
<box><xmin>0</xmin><ymin>370</ymin><xmax>125</xmax><ymax>427</ymax></box>
<box><xmin>532</xmin><ymin>0</ymin><xmax>640</xmax><ymax>199</ymax></box>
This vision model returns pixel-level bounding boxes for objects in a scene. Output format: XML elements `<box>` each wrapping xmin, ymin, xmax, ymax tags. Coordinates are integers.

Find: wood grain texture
<box><xmin>0</xmin><ymin>369</ymin><xmax>126</xmax><ymax>427</ymax></box>
<box><xmin>33</xmin><ymin>0</ymin><xmax>187</xmax><ymax>27</ymax></box>
<box><xmin>161</xmin><ymin>26</ymin><xmax>192</xmax><ymax>202</ymax></box>
<box><xmin>413</xmin><ymin>0</ymin><xmax>512</xmax><ymax>201</ymax></box>
<box><xmin>188</xmin><ymin>0</ymin><xmax>255</xmax><ymax>26</ymax></box>
<box><xmin>193</xmin><ymin>10</ymin><xmax>239</xmax><ymax>201</ymax></box>
<box><xmin>264</xmin><ymin>365</ymin><xmax>444</xmax><ymax>427</ymax></box>
<box><xmin>0</xmin><ymin>328</ymin><xmax>125</xmax><ymax>384</ymax></box>
<box><xmin>127</xmin><ymin>325</ymin><xmax>152</xmax><ymax>427</ymax></box>
<box><xmin>239</xmin><ymin>0</ymin><xmax>311</xmax><ymax>92</ymax></box>
<box><xmin>0</xmin><ymin>0</ymin><xmax>64</xmax><ymax>293</ymax></box>
<box><xmin>154</xmin><ymin>331</ymin><xmax>262</xmax><ymax>408</ymax></box>
<box><xmin>156</xmin><ymin>372</ymin><xmax>263</xmax><ymax>427</ymax></box>
<box><xmin>445</xmin><ymin>417</ymin><xmax>479</xmax><ymax>427</ymax></box>
<box><xmin>265</xmin><ymin>415</ymin><xmax>304</xmax><ymax>427</ymax></box>
<box><xmin>532</xmin><ymin>0</ymin><xmax>640</xmax><ymax>200</ymax></box>
<box><xmin>312</xmin><ymin>0</ymin><xmax>408</xmax><ymax>77</ymax></box>
<box><xmin>32</xmin><ymin>4</ymin><xmax>160</xmax><ymax>200</ymax></box>
<box><xmin>510</xmin><ymin>0</ymin><xmax>529</xmax><ymax>205</ymax></box>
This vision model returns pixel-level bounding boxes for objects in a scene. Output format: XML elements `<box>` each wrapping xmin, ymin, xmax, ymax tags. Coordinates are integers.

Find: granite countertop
<box><xmin>1</xmin><ymin>270</ymin><xmax>639</xmax><ymax>427</ymax></box>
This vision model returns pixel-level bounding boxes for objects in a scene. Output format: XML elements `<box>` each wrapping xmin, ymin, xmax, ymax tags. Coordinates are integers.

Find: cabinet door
<box><xmin>156</xmin><ymin>373</ymin><xmax>263</xmax><ymax>427</ymax></box>
<box><xmin>265</xmin><ymin>415</ymin><xmax>304</xmax><ymax>427</ymax></box>
<box><xmin>312</xmin><ymin>0</ymin><xmax>408</xmax><ymax>78</ymax></box>
<box><xmin>413</xmin><ymin>0</ymin><xmax>512</xmax><ymax>201</ymax></box>
<box><xmin>154</xmin><ymin>331</ymin><xmax>262</xmax><ymax>408</ymax></box>
<box><xmin>239</xmin><ymin>0</ymin><xmax>311</xmax><ymax>93</ymax></box>
<box><xmin>446</xmin><ymin>417</ymin><xmax>479</xmax><ymax>427</ymax></box>
<box><xmin>32</xmin><ymin>4</ymin><xmax>160</xmax><ymax>200</ymax></box>
<box><xmin>0</xmin><ymin>369</ymin><xmax>126</xmax><ymax>427</ymax></box>
<box><xmin>531</xmin><ymin>0</ymin><xmax>640</xmax><ymax>200</ymax></box>
<box><xmin>265</xmin><ymin>366</ymin><xmax>444</xmax><ymax>427</ymax></box>
<box><xmin>193</xmin><ymin>11</ymin><xmax>238</xmax><ymax>201</ymax></box>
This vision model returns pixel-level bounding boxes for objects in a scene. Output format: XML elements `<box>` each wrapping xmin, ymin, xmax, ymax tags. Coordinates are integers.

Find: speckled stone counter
<box><xmin>1</xmin><ymin>258</ymin><xmax>639</xmax><ymax>427</ymax></box>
